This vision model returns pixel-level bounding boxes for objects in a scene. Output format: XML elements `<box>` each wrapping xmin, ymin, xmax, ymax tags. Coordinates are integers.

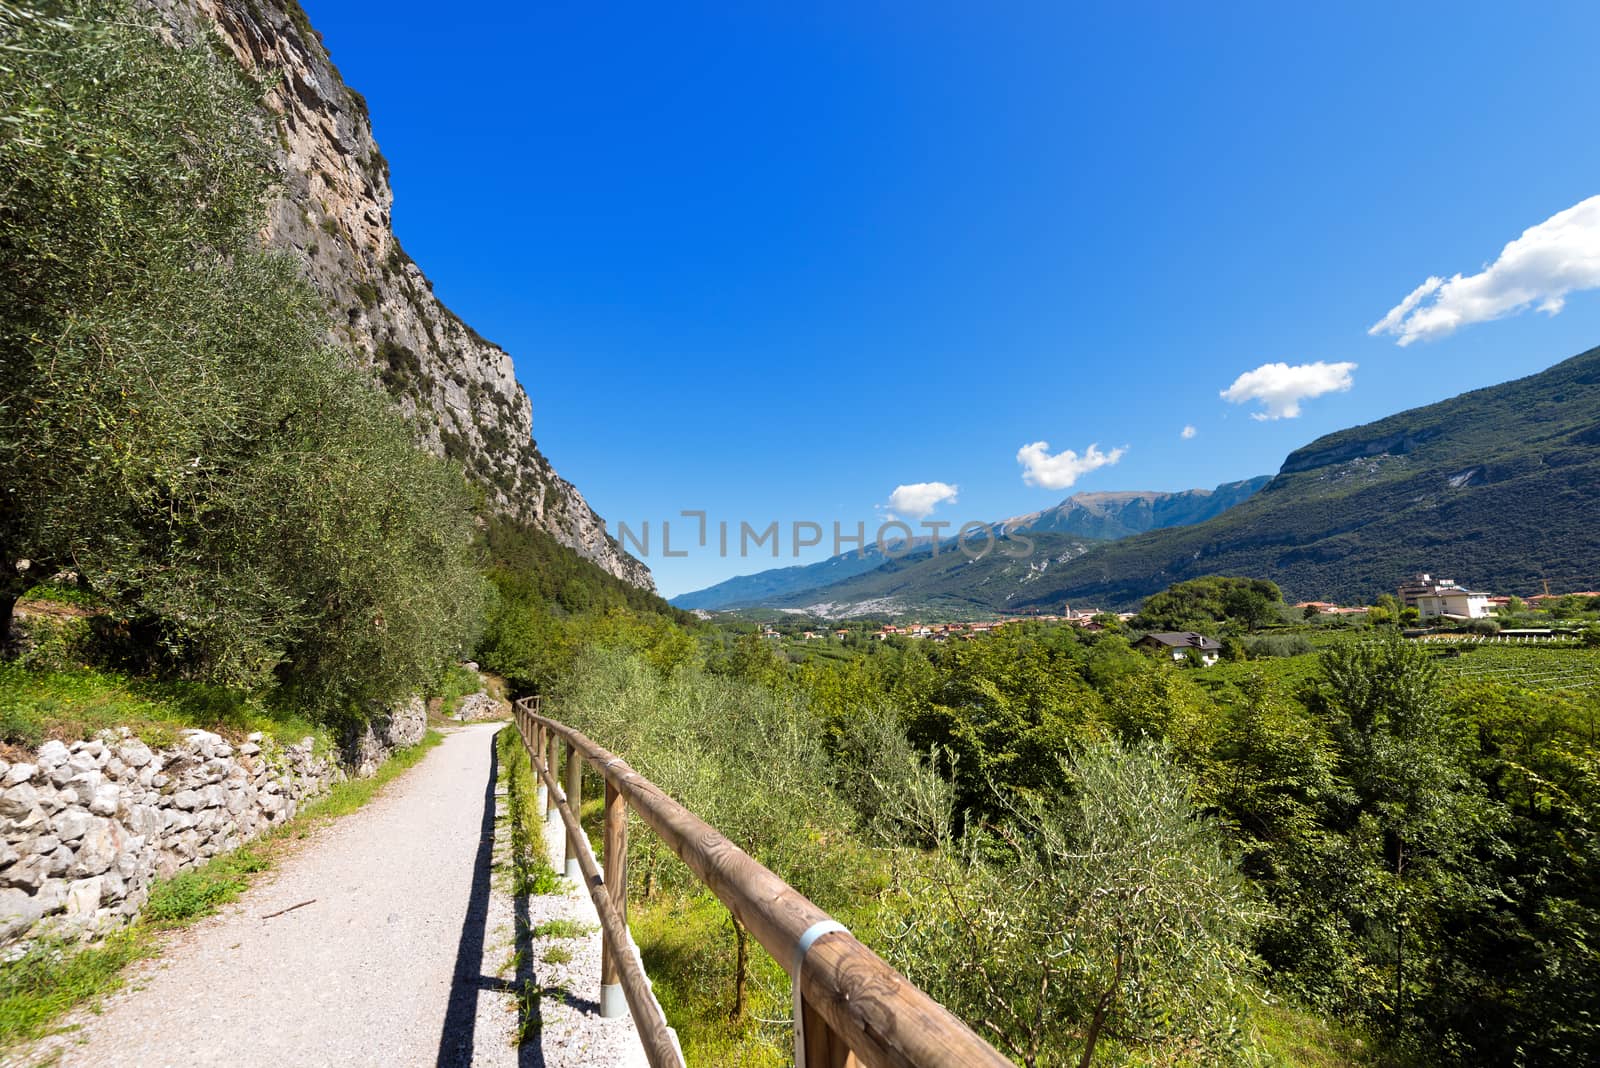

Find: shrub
<box><xmin>1242</xmin><ymin>633</ymin><xmax>1314</xmax><ymax>658</ymax></box>
<box><xmin>143</xmin><ymin>847</ymin><xmax>268</xmax><ymax>923</ymax></box>
<box><xmin>889</xmin><ymin>739</ymin><xmax>1265</xmax><ymax>1066</ymax></box>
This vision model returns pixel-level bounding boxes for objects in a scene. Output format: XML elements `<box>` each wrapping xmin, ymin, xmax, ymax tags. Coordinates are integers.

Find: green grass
<box><xmin>540</xmin><ymin>945</ymin><xmax>573</xmax><ymax>966</ymax></box>
<box><xmin>0</xmin><ymin>930</ymin><xmax>150</xmax><ymax>1048</ymax></box>
<box><xmin>1431</xmin><ymin>642</ymin><xmax>1600</xmax><ymax>694</ymax></box>
<box><xmin>143</xmin><ymin>846</ymin><xmax>270</xmax><ymax>924</ymax></box>
<box><xmin>1250</xmin><ymin>999</ymin><xmax>1380</xmax><ymax>1066</ymax></box>
<box><xmin>0</xmin><ymin>730</ymin><xmax>443</xmax><ymax>1052</ymax></box>
<box><xmin>0</xmin><ymin>663</ymin><xmax>325</xmax><ymax>752</ymax></box>
<box><xmin>1194</xmin><ymin>639</ymin><xmax>1600</xmax><ymax>712</ymax></box>
<box><xmin>19</xmin><ymin>582</ymin><xmax>102</xmax><ymax>609</ymax></box>
<box><xmin>530</xmin><ymin>918</ymin><xmax>593</xmax><ymax>940</ymax></box>
<box><xmin>1199</xmin><ymin>650</ymin><xmax>1328</xmax><ymax>695</ymax></box>
<box><xmin>630</xmin><ymin>889</ymin><xmax>790</xmax><ymax>1067</ymax></box>
<box><xmin>495</xmin><ymin>726</ymin><xmax>564</xmax><ymax>897</ymax></box>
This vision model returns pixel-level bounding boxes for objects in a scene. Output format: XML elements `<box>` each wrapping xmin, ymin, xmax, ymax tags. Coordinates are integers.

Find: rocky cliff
<box><xmin>997</xmin><ymin>477</ymin><xmax>1272</xmax><ymax>540</ymax></box>
<box><xmin>142</xmin><ymin>0</ymin><xmax>652</xmax><ymax>589</ymax></box>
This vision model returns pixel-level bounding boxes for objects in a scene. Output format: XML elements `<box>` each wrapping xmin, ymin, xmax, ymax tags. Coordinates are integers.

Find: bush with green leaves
<box><xmin>1241</xmin><ymin>633</ymin><xmax>1314</xmax><ymax>658</ymax></box>
<box><xmin>1134</xmin><ymin>576</ymin><xmax>1284</xmax><ymax>634</ymax></box>
<box><xmin>0</xmin><ymin>0</ymin><xmax>482</xmax><ymax>721</ymax></box>
<box><xmin>555</xmin><ymin>645</ymin><xmax>858</xmax><ymax>1019</ymax></box>
<box><xmin>888</xmin><ymin>739</ymin><xmax>1265</xmax><ymax>1067</ymax></box>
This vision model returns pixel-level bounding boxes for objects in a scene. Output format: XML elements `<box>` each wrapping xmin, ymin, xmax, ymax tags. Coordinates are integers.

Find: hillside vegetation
<box><xmin>477</xmin><ymin>588</ymin><xmax>1600</xmax><ymax>1065</ymax></box>
<box><xmin>0</xmin><ymin>0</ymin><xmax>676</xmax><ymax>730</ymax></box>
<box><xmin>0</xmin><ymin>0</ymin><xmax>487</xmax><ymax>722</ymax></box>
<box><xmin>1007</xmin><ymin>345</ymin><xmax>1600</xmax><ymax>608</ymax></box>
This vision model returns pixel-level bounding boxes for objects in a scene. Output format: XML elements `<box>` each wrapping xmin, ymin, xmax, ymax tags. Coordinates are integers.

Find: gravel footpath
<box><xmin>9</xmin><ymin>722</ymin><xmax>650</xmax><ymax>1068</ymax></box>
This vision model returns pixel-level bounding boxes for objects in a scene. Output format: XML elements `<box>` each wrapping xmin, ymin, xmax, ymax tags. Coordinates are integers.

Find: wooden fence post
<box><xmin>799</xmin><ymin>996</ymin><xmax>857</xmax><ymax>1068</ymax></box>
<box><xmin>563</xmin><ymin>740</ymin><xmax>582</xmax><ymax>880</ymax></box>
<box><xmin>519</xmin><ymin>709</ymin><xmax>1012</xmax><ymax>1068</ymax></box>
<box><xmin>545</xmin><ymin>730</ymin><xmax>560</xmax><ymax>823</ymax></box>
<box><xmin>532</xmin><ymin>720</ymin><xmax>547</xmax><ymax>810</ymax></box>
<box><xmin>600</xmin><ymin>780</ymin><xmax>629</xmax><ymax>1018</ymax></box>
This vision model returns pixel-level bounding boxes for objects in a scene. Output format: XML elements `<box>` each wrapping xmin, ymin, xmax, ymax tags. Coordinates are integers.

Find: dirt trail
<box><xmin>13</xmin><ymin>723</ymin><xmax>646</xmax><ymax>1068</ymax></box>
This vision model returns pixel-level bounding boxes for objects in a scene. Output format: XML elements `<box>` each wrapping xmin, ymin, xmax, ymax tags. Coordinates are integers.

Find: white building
<box><xmin>1136</xmin><ymin>631</ymin><xmax>1224</xmax><ymax>666</ymax></box>
<box><xmin>1410</xmin><ymin>579</ymin><xmax>1492</xmax><ymax>620</ymax></box>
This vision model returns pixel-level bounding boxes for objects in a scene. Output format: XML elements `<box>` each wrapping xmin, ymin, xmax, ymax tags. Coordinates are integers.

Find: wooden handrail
<box><xmin>513</xmin><ymin>697</ymin><xmax>1012</xmax><ymax>1068</ymax></box>
<box><xmin>510</xmin><ymin>705</ymin><xmax>684</xmax><ymax>1067</ymax></box>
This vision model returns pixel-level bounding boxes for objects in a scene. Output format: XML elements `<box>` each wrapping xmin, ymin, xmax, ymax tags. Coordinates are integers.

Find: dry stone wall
<box><xmin>0</xmin><ymin>697</ymin><xmax>425</xmax><ymax>948</ymax></box>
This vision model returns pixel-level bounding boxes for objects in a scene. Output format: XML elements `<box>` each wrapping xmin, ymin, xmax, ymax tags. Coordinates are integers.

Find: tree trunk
<box><xmin>0</xmin><ymin>585</ymin><xmax>20</xmax><ymax>654</ymax></box>
<box><xmin>730</xmin><ymin>914</ymin><xmax>749</xmax><ymax>1021</ymax></box>
<box><xmin>1078</xmin><ymin>948</ymin><xmax>1123</xmax><ymax>1068</ymax></box>
<box><xmin>1394</xmin><ymin>839</ymin><xmax>1406</xmax><ymax>1034</ymax></box>
<box><xmin>1077</xmin><ymin>985</ymin><xmax>1115</xmax><ymax>1068</ymax></box>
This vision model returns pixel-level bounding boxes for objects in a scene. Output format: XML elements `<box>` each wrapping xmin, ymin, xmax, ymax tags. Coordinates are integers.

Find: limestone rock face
<box><xmin>138</xmin><ymin>0</ymin><xmax>653</xmax><ymax>590</ymax></box>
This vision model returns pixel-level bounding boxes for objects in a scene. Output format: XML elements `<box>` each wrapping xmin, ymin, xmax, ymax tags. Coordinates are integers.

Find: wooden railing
<box><xmin>511</xmin><ymin>696</ymin><xmax>1012</xmax><ymax>1068</ymax></box>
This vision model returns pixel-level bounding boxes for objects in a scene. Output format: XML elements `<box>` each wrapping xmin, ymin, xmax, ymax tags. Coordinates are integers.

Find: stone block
<box><xmin>0</xmin><ymin>784</ymin><xmax>38</xmax><ymax>821</ymax></box>
<box><xmin>63</xmin><ymin>876</ymin><xmax>103</xmax><ymax>919</ymax></box>
<box><xmin>2</xmin><ymin>764</ymin><xmax>36</xmax><ymax>787</ymax></box>
<box><xmin>35</xmin><ymin>740</ymin><xmax>69</xmax><ymax>769</ymax></box>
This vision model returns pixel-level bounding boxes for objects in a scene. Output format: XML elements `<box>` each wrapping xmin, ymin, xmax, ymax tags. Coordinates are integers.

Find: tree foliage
<box><xmin>1134</xmin><ymin>576</ymin><xmax>1284</xmax><ymax>634</ymax></box>
<box><xmin>892</xmin><ymin>740</ymin><xmax>1264</xmax><ymax>1067</ymax></box>
<box><xmin>0</xmin><ymin>1</ymin><xmax>482</xmax><ymax>719</ymax></box>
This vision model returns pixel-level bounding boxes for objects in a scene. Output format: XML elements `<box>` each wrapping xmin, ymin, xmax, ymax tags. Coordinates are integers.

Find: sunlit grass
<box><xmin>0</xmin><ymin>663</ymin><xmax>323</xmax><ymax>752</ymax></box>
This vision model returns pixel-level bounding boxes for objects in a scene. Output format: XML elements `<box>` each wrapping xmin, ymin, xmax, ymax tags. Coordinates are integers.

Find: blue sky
<box><xmin>303</xmin><ymin>1</ymin><xmax>1600</xmax><ymax>597</ymax></box>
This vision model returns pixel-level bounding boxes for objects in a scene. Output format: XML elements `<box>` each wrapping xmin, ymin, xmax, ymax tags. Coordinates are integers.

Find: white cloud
<box><xmin>886</xmin><ymin>481</ymin><xmax>958</xmax><ymax>520</ymax></box>
<box><xmin>1370</xmin><ymin>194</ymin><xmax>1600</xmax><ymax>345</ymax></box>
<box><xmin>1016</xmin><ymin>441</ymin><xmax>1126</xmax><ymax>490</ymax></box>
<box><xmin>1181</xmin><ymin>425</ymin><xmax>1197</xmax><ymax>440</ymax></box>
<box><xmin>1220</xmin><ymin>361</ymin><xmax>1356</xmax><ymax>420</ymax></box>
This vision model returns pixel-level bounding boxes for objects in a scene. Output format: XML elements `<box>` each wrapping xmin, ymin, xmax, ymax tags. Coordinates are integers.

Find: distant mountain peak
<box><xmin>996</xmin><ymin>478</ymin><xmax>1271</xmax><ymax>540</ymax></box>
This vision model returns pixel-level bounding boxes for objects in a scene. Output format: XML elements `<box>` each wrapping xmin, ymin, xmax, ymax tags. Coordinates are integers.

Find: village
<box><xmin>753</xmin><ymin>572</ymin><xmax>1600</xmax><ymax>667</ymax></box>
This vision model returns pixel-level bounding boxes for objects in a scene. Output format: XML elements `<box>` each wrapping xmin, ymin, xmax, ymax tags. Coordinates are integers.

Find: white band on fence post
<box><xmin>791</xmin><ymin>919</ymin><xmax>848</xmax><ymax>1066</ymax></box>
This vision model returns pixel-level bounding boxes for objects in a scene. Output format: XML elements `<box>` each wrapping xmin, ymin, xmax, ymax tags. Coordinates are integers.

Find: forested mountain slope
<box><xmin>671</xmin><ymin>538</ymin><xmax>930</xmax><ymax>611</ymax></box>
<box><xmin>673</xmin><ymin>478</ymin><xmax>1267</xmax><ymax>612</ymax></box>
<box><xmin>1006</xmin><ymin>344</ymin><xmax>1600</xmax><ymax>608</ymax></box>
<box><xmin>728</xmin><ymin>344</ymin><xmax>1600</xmax><ymax>615</ymax></box>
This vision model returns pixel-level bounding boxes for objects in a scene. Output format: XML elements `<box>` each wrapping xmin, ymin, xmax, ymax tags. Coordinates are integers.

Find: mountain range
<box><xmin>993</xmin><ymin>479</ymin><xmax>1271</xmax><ymax>540</ymax></box>
<box><xmin>673</xmin><ymin>478</ymin><xmax>1270</xmax><ymax>613</ymax></box>
<box><xmin>677</xmin><ymin>345</ymin><xmax>1600</xmax><ymax>615</ymax></box>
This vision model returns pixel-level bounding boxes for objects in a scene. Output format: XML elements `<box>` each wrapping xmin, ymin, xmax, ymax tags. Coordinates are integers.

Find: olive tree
<box><xmin>0</xmin><ymin>1</ymin><xmax>482</xmax><ymax>718</ymax></box>
<box><xmin>888</xmin><ymin>739</ymin><xmax>1265</xmax><ymax>1067</ymax></box>
<box><xmin>559</xmin><ymin>646</ymin><xmax>858</xmax><ymax>1020</ymax></box>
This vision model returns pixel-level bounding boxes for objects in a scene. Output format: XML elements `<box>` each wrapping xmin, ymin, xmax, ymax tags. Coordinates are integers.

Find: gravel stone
<box><xmin>35</xmin><ymin>741</ymin><xmax>69</xmax><ymax>769</ymax></box>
